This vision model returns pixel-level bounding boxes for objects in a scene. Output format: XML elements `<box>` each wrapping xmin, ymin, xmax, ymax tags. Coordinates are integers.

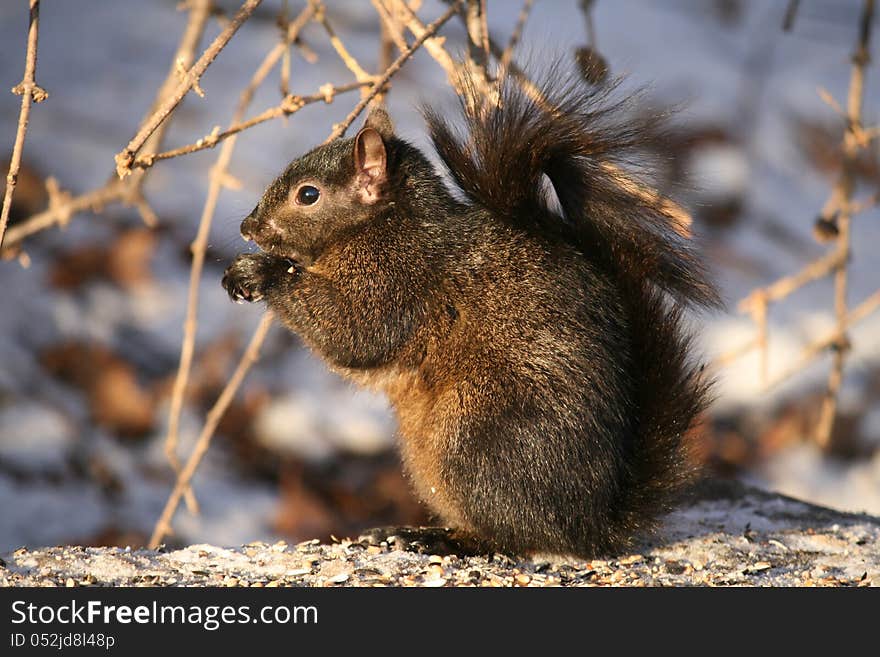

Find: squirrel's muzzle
<box><xmin>240</xmin><ymin>210</ymin><xmax>259</xmax><ymax>242</ymax></box>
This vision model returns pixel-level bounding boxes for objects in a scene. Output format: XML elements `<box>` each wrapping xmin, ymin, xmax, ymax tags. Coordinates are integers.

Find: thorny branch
<box><xmin>0</xmin><ymin>0</ymin><xmax>46</xmax><ymax>250</ymax></box>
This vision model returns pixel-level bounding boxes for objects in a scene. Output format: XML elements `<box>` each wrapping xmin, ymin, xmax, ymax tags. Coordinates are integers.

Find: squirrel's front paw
<box><xmin>222</xmin><ymin>253</ymin><xmax>289</xmax><ymax>303</ymax></box>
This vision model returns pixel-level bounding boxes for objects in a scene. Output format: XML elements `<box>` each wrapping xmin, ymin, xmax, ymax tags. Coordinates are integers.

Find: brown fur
<box><xmin>222</xmin><ymin>67</ymin><xmax>718</xmax><ymax>558</ymax></box>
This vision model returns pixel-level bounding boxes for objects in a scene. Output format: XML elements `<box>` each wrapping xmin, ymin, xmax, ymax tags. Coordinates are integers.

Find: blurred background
<box><xmin>1</xmin><ymin>0</ymin><xmax>878</xmax><ymax>552</ymax></box>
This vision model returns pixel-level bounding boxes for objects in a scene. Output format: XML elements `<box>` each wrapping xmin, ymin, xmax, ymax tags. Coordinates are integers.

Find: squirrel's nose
<box><xmin>240</xmin><ymin>210</ymin><xmax>258</xmax><ymax>242</ymax></box>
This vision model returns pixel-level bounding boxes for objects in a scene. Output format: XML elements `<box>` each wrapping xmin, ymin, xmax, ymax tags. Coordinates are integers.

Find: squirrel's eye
<box><xmin>295</xmin><ymin>185</ymin><xmax>320</xmax><ymax>206</ymax></box>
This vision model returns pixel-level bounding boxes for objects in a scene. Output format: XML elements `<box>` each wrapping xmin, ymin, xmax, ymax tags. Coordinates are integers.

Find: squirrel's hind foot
<box><xmin>358</xmin><ymin>526</ymin><xmax>501</xmax><ymax>558</ymax></box>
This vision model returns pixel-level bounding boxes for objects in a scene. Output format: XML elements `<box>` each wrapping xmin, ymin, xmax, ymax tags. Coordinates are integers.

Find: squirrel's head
<box><xmin>240</xmin><ymin>106</ymin><xmax>396</xmax><ymax>266</ymax></box>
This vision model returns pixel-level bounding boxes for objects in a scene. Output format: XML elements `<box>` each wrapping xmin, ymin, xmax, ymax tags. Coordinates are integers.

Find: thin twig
<box><xmin>386</xmin><ymin>0</ymin><xmax>464</xmax><ymax>91</ymax></box>
<box><xmin>375</xmin><ymin>10</ymin><xmax>397</xmax><ymax>105</ymax></box>
<box><xmin>130</xmin><ymin>82</ymin><xmax>366</xmax><ymax>170</ymax></box>
<box><xmin>766</xmin><ymin>289</ymin><xmax>880</xmax><ymax>390</ymax></box>
<box><xmin>2</xmin><ymin>0</ymin><xmax>212</xmax><ymax>258</ymax></box>
<box><xmin>498</xmin><ymin>0</ymin><xmax>534</xmax><ymax>79</ymax></box>
<box><xmin>372</xmin><ymin>0</ymin><xmax>409</xmax><ymax>54</ymax></box>
<box><xmin>280</xmin><ymin>0</ymin><xmax>291</xmax><ymax>98</ymax></box>
<box><xmin>328</xmin><ymin>1</ymin><xmax>463</xmax><ymax>141</ymax></box>
<box><xmin>0</xmin><ymin>0</ymin><xmax>47</xmax><ymax>249</ymax></box>
<box><xmin>463</xmin><ymin>0</ymin><xmax>492</xmax><ymax>81</ymax></box>
<box><xmin>580</xmin><ymin>0</ymin><xmax>599</xmax><ymax>48</ymax></box>
<box><xmin>163</xmin><ymin>4</ymin><xmax>316</xmax><ymax>515</ymax></box>
<box><xmin>310</xmin><ymin>0</ymin><xmax>376</xmax><ymax>96</ymax></box>
<box><xmin>712</xmin><ymin>336</ymin><xmax>760</xmax><ymax>370</ymax></box>
<box><xmin>149</xmin><ymin>312</ymin><xmax>274</xmax><ymax>549</ymax></box>
<box><xmin>129</xmin><ymin>0</ymin><xmax>213</xmax><ymax>202</ymax></box>
<box><xmin>115</xmin><ymin>0</ymin><xmax>264</xmax><ymax>179</ymax></box>
<box><xmin>737</xmin><ymin>247</ymin><xmax>846</xmax><ymax>313</ymax></box>
<box><xmin>2</xmin><ymin>181</ymin><xmax>126</xmax><ymax>254</ymax></box>
<box><xmin>782</xmin><ymin>0</ymin><xmax>801</xmax><ymax>31</ymax></box>
<box><xmin>716</xmin><ymin>1</ymin><xmax>879</xmax><ymax>443</ymax></box>
<box><xmin>815</xmin><ymin>0</ymin><xmax>874</xmax><ymax>449</ymax></box>
<box><xmin>116</xmin><ymin>0</ymin><xmax>214</xmax><ymax>515</ymax></box>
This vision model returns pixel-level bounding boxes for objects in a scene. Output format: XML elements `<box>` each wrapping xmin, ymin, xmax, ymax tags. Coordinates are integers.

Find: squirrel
<box><xmin>222</xmin><ymin>67</ymin><xmax>720</xmax><ymax>559</ymax></box>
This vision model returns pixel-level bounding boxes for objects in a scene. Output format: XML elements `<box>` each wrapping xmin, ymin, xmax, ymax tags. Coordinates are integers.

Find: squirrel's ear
<box><xmin>363</xmin><ymin>105</ymin><xmax>394</xmax><ymax>139</ymax></box>
<box><xmin>353</xmin><ymin>127</ymin><xmax>387</xmax><ymax>204</ymax></box>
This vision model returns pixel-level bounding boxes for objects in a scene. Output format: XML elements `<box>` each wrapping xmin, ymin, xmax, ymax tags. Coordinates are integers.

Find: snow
<box><xmin>0</xmin><ymin>0</ymin><xmax>878</xmax><ymax>551</ymax></box>
<box><xmin>749</xmin><ymin>445</ymin><xmax>880</xmax><ymax>517</ymax></box>
<box><xmin>0</xmin><ymin>401</ymin><xmax>74</xmax><ymax>471</ymax></box>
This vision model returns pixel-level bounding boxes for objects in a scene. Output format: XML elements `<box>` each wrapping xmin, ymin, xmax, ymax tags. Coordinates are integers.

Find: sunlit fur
<box><xmin>223</xmin><ymin>65</ymin><xmax>719</xmax><ymax>558</ymax></box>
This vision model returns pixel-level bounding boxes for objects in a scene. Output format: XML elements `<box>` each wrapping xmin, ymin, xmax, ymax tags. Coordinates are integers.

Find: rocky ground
<box><xmin>2</xmin><ymin>480</ymin><xmax>877</xmax><ymax>587</ymax></box>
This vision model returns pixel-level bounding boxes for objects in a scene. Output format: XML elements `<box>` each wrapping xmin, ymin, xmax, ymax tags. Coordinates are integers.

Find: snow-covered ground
<box><xmin>0</xmin><ymin>0</ymin><xmax>878</xmax><ymax>551</ymax></box>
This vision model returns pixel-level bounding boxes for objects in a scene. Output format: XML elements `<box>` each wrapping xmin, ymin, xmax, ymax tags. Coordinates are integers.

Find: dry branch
<box><xmin>327</xmin><ymin>1</ymin><xmax>463</xmax><ymax>141</ymax></box>
<box><xmin>766</xmin><ymin>289</ymin><xmax>880</xmax><ymax>390</ymax></box>
<box><xmin>372</xmin><ymin>0</ymin><xmax>409</xmax><ymax>54</ymax></box>
<box><xmin>150</xmin><ymin>312</ymin><xmax>274</xmax><ymax>549</ymax></box>
<box><xmin>461</xmin><ymin>0</ymin><xmax>495</xmax><ymax>106</ymax></box>
<box><xmin>738</xmin><ymin>247</ymin><xmax>846</xmax><ymax>313</ymax></box>
<box><xmin>0</xmin><ymin>0</ymin><xmax>46</xmax><ymax>249</ymax></box>
<box><xmin>129</xmin><ymin>81</ymin><xmax>366</xmax><ymax>170</ymax></box>
<box><xmin>114</xmin><ymin>0</ymin><xmax>264</xmax><ymax>179</ymax></box>
<box><xmin>311</xmin><ymin>0</ymin><xmax>376</xmax><ymax>95</ymax></box>
<box><xmin>163</xmin><ymin>3</ymin><xmax>317</xmax><ymax>516</ymax></box>
<box><xmin>498</xmin><ymin>0</ymin><xmax>534</xmax><ymax>79</ymax></box>
<box><xmin>815</xmin><ymin>0</ymin><xmax>874</xmax><ymax>449</ymax></box>
<box><xmin>385</xmin><ymin>0</ymin><xmax>463</xmax><ymax>91</ymax></box>
<box><xmin>716</xmin><ymin>0</ymin><xmax>878</xmax><ymax>451</ymax></box>
<box><xmin>2</xmin><ymin>0</ymin><xmax>213</xmax><ymax>258</ymax></box>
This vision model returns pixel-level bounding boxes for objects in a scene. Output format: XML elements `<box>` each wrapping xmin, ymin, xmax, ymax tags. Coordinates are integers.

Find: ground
<box><xmin>2</xmin><ymin>480</ymin><xmax>877</xmax><ymax>587</ymax></box>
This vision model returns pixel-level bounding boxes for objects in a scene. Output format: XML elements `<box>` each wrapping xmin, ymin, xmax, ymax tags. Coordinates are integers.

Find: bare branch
<box><xmin>815</xmin><ymin>0</ymin><xmax>874</xmax><ymax>449</ymax></box>
<box><xmin>0</xmin><ymin>0</ymin><xmax>47</xmax><ymax>249</ymax></box>
<box><xmin>372</xmin><ymin>0</ymin><xmax>409</xmax><ymax>54</ymax></box>
<box><xmin>782</xmin><ymin>0</ymin><xmax>800</xmax><ymax>31</ymax></box>
<box><xmin>149</xmin><ymin>313</ymin><xmax>274</xmax><ymax>549</ymax></box>
<box><xmin>311</xmin><ymin>0</ymin><xmax>376</xmax><ymax>95</ymax></box>
<box><xmin>114</xmin><ymin>0</ymin><xmax>264</xmax><ymax>179</ymax></box>
<box><xmin>2</xmin><ymin>181</ymin><xmax>125</xmax><ymax>254</ymax></box>
<box><xmin>498</xmin><ymin>0</ymin><xmax>534</xmax><ymax>78</ymax></box>
<box><xmin>2</xmin><ymin>0</ymin><xmax>213</xmax><ymax>259</ymax></box>
<box><xmin>766</xmin><ymin>289</ymin><xmax>880</xmax><ymax>390</ymax></box>
<box><xmin>328</xmin><ymin>0</ymin><xmax>463</xmax><ymax>141</ymax></box>
<box><xmin>737</xmin><ymin>247</ymin><xmax>846</xmax><ymax>313</ymax></box>
<box><xmin>129</xmin><ymin>82</ymin><xmax>366</xmax><ymax>170</ymax></box>
<box><xmin>162</xmin><ymin>3</ymin><xmax>316</xmax><ymax>515</ymax></box>
<box><xmin>386</xmin><ymin>0</ymin><xmax>464</xmax><ymax>91</ymax></box>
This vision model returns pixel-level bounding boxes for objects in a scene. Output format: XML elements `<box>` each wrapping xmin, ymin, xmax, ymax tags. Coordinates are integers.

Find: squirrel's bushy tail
<box><xmin>424</xmin><ymin>64</ymin><xmax>721</xmax><ymax>310</ymax></box>
<box><xmin>425</xmin><ymin>65</ymin><xmax>718</xmax><ymax>550</ymax></box>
